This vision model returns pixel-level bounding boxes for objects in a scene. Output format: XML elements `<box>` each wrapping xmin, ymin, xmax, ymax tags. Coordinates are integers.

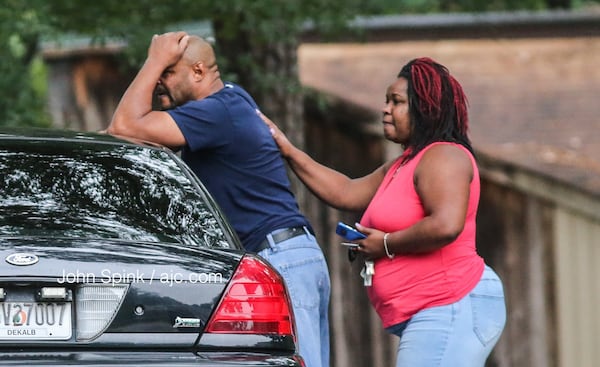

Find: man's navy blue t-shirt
<box><xmin>167</xmin><ymin>82</ymin><xmax>310</xmax><ymax>252</ymax></box>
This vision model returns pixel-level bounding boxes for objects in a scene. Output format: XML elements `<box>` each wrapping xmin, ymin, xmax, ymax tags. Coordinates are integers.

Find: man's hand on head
<box><xmin>148</xmin><ymin>31</ymin><xmax>190</xmax><ymax>68</ymax></box>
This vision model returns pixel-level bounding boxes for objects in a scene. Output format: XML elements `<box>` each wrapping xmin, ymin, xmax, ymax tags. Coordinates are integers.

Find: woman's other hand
<box><xmin>354</xmin><ymin>223</ymin><xmax>387</xmax><ymax>260</ymax></box>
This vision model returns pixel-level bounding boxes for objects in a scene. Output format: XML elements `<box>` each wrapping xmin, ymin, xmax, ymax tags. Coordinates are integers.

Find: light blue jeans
<box><xmin>386</xmin><ymin>265</ymin><xmax>506</xmax><ymax>367</ymax></box>
<box><xmin>258</xmin><ymin>228</ymin><xmax>331</xmax><ymax>367</ymax></box>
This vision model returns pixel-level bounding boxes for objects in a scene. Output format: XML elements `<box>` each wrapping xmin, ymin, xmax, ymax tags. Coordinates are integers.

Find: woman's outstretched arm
<box><xmin>260</xmin><ymin>111</ymin><xmax>389</xmax><ymax>211</ymax></box>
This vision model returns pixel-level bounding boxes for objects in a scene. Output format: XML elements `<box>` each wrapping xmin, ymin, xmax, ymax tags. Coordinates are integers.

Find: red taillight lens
<box><xmin>205</xmin><ymin>255</ymin><xmax>295</xmax><ymax>336</ymax></box>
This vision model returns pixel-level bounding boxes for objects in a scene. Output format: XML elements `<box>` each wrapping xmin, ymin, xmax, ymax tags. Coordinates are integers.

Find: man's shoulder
<box><xmin>220</xmin><ymin>82</ymin><xmax>258</xmax><ymax>107</ymax></box>
<box><xmin>177</xmin><ymin>93</ymin><xmax>227</xmax><ymax>111</ymax></box>
<box><xmin>223</xmin><ymin>82</ymin><xmax>243</xmax><ymax>91</ymax></box>
<box><xmin>167</xmin><ymin>95</ymin><xmax>228</xmax><ymax>126</ymax></box>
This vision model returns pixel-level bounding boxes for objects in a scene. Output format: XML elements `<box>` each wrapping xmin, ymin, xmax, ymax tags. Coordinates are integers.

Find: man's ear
<box><xmin>192</xmin><ymin>62</ymin><xmax>205</xmax><ymax>81</ymax></box>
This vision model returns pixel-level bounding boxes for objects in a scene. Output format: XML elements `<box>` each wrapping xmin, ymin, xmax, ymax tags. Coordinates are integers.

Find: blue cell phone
<box><xmin>336</xmin><ymin>222</ymin><xmax>366</xmax><ymax>240</ymax></box>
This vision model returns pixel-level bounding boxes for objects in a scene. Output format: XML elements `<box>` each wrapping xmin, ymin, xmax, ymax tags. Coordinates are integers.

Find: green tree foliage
<box><xmin>0</xmin><ymin>1</ymin><xmax>53</xmax><ymax>127</ymax></box>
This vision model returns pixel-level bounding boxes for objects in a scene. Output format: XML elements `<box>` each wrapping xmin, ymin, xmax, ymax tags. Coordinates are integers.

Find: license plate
<box><xmin>0</xmin><ymin>302</ymin><xmax>72</xmax><ymax>340</ymax></box>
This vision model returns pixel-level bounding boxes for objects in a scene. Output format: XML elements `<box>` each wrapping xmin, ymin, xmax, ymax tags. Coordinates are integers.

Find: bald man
<box><xmin>107</xmin><ymin>32</ymin><xmax>331</xmax><ymax>367</ymax></box>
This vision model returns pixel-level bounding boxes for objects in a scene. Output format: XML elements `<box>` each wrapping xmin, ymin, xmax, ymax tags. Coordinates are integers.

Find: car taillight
<box><xmin>205</xmin><ymin>255</ymin><xmax>295</xmax><ymax>337</ymax></box>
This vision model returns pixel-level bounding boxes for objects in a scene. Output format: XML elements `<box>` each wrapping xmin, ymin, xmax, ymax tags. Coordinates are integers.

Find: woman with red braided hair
<box><xmin>261</xmin><ymin>57</ymin><xmax>506</xmax><ymax>366</ymax></box>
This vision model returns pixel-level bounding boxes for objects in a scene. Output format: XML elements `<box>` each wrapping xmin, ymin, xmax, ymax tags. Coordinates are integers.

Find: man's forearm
<box><xmin>107</xmin><ymin>60</ymin><xmax>163</xmax><ymax>136</ymax></box>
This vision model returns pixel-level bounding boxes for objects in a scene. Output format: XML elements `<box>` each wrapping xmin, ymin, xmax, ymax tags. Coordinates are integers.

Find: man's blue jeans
<box><xmin>258</xmin><ymin>229</ymin><xmax>331</xmax><ymax>367</ymax></box>
<box><xmin>386</xmin><ymin>265</ymin><xmax>506</xmax><ymax>367</ymax></box>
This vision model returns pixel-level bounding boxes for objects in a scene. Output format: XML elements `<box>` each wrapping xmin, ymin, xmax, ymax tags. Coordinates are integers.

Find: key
<box><xmin>361</xmin><ymin>260</ymin><xmax>375</xmax><ymax>286</ymax></box>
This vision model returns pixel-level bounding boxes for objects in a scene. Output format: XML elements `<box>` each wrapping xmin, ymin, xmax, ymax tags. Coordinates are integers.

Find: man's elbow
<box><xmin>105</xmin><ymin>125</ymin><xmax>117</xmax><ymax>135</ymax></box>
<box><xmin>106</xmin><ymin>117</ymin><xmax>128</xmax><ymax>136</ymax></box>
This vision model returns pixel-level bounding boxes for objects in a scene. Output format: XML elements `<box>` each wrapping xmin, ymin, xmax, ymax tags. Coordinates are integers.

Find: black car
<box><xmin>0</xmin><ymin>128</ymin><xmax>303</xmax><ymax>366</ymax></box>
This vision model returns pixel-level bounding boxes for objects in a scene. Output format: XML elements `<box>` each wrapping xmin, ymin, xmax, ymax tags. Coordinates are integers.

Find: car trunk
<box><xmin>0</xmin><ymin>237</ymin><xmax>242</xmax><ymax>347</ymax></box>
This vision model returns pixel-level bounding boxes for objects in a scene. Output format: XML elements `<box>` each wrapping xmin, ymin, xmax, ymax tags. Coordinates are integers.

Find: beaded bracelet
<box><xmin>383</xmin><ymin>233</ymin><xmax>395</xmax><ymax>259</ymax></box>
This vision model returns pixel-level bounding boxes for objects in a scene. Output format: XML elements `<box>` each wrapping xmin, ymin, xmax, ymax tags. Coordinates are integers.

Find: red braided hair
<box><xmin>398</xmin><ymin>57</ymin><xmax>472</xmax><ymax>161</ymax></box>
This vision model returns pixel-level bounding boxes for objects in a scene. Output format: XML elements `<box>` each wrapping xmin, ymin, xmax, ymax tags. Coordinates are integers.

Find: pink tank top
<box><xmin>361</xmin><ymin>142</ymin><xmax>484</xmax><ymax>328</ymax></box>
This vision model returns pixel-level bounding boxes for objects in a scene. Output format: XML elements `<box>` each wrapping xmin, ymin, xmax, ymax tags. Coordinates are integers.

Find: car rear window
<box><xmin>0</xmin><ymin>142</ymin><xmax>232</xmax><ymax>249</ymax></box>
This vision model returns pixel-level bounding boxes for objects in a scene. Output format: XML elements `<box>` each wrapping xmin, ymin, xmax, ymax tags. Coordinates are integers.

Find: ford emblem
<box><xmin>6</xmin><ymin>253</ymin><xmax>39</xmax><ymax>266</ymax></box>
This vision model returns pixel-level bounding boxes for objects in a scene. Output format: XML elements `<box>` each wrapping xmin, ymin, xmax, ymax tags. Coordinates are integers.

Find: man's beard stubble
<box><xmin>152</xmin><ymin>86</ymin><xmax>175</xmax><ymax>111</ymax></box>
